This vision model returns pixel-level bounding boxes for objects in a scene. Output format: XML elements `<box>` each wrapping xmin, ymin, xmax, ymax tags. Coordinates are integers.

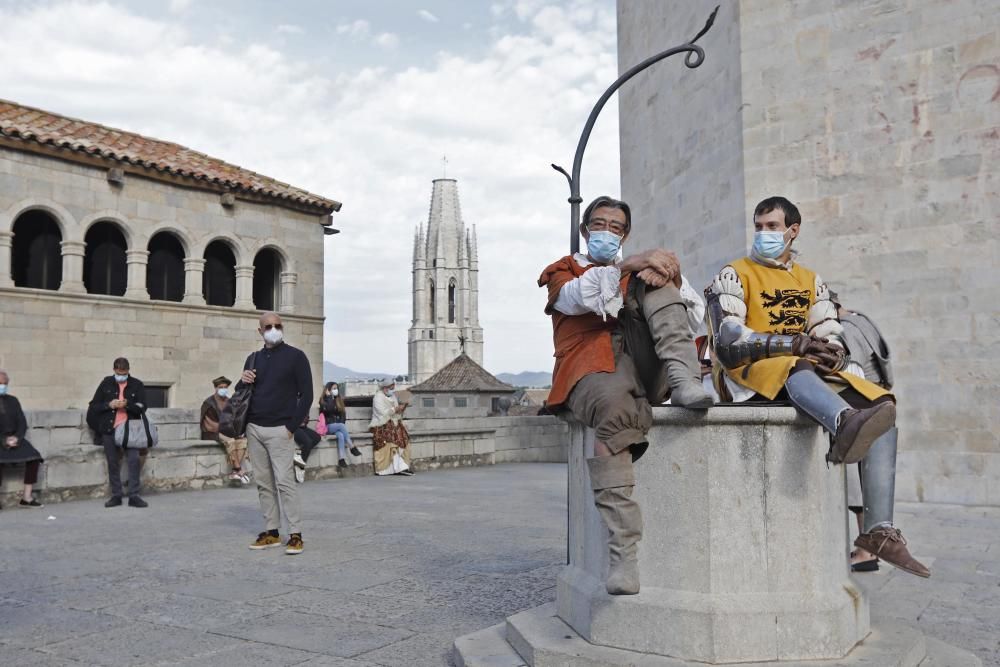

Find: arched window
<box><xmin>203</xmin><ymin>240</ymin><xmax>236</xmax><ymax>307</ymax></box>
<box><xmin>147</xmin><ymin>232</ymin><xmax>185</xmax><ymax>302</ymax></box>
<box><xmin>429</xmin><ymin>279</ymin><xmax>435</xmax><ymax>322</ymax></box>
<box><xmin>11</xmin><ymin>210</ymin><xmax>62</xmax><ymax>290</ymax></box>
<box><xmin>448</xmin><ymin>279</ymin><xmax>456</xmax><ymax>324</ymax></box>
<box><xmin>84</xmin><ymin>221</ymin><xmax>127</xmax><ymax>296</ymax></box>
<box><xmin>253</xmin><ymin>248</ymin><xmax>282</xmax><ymax>311</ymax></box>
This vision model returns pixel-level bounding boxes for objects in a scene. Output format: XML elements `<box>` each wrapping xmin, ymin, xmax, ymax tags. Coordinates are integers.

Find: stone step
<box><xmin>452</xmin><ymin>622</ymin><xmax>527</xmax><ymax>667</ymax></box>
<box><xmin>919</xmin><ymin>636</ymin><xmax>982</xmax><ymax>667</ymax></box>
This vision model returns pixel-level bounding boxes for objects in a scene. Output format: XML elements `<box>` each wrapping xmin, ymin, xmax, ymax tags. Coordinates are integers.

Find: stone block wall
<box><xmin>0</xmin><ymin>409</ymin><xmax>570</xmax><ymax>505</ymax></box>
<box><xmin>618</xmin><ymin>0</ymin><xmax>999</xmax><ymax>505</ymax></box>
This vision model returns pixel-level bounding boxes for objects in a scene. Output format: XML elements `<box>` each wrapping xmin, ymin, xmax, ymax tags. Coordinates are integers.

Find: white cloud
<box><xmin>373</xmin><ymin>32</ymin><xmax>399</xmax><ymax>49</ymax></box>
<box><xmin>0</xmin><ymin>0</ymin><xmax>621</xmax><ymax>375</ymax></box>
<box><xmin>168</xmin><ymin>0</ymin><xmax>193</xmax><ymax>14</ymax></box>
<box><xmin>417</xmin><ymin>9</ymin><xmax>439</xmax><ymax>23</ymax></box>
<box><xmin>335</xmin><ymin>19</ymin><xmax>370</xmax><ymax>39</ymax></box>
<box><xmin>276</xmin><ymin>24</ymin><xmax>304</xmax><ymax>35</ymax></box>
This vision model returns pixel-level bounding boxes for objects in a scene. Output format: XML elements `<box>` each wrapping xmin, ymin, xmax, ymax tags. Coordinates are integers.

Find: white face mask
<box><xmin>331</xmin><ymin>389</ymin><xmax>339</xmax><ymax>397</ymax></box>
<box><xmin>263</xmin><ymin>328</ymin><xmax>284</xmax><ymax>345</ymax></box>
<box><xmin>217</xmin><ymin>387</ymin><xmax>230</xmax><ymax>398</ymax></box>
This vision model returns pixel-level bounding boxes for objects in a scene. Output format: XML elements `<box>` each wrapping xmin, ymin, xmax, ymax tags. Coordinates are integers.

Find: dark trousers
<box><xmin>101</xmin><ymin>433</ymin><xmax>141</xmax><ymax>497</ymax></box>
<box><xmin>0</xmin><ymin>460</ymin><xmax>40</xmax><ymax>485</ymax></box>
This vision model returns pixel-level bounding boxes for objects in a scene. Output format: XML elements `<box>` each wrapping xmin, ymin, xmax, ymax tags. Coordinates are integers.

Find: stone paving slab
<box><xmin>0</xmin><ymin>464</ymin><xmax>998</xmax><ymax>666</ymax></box>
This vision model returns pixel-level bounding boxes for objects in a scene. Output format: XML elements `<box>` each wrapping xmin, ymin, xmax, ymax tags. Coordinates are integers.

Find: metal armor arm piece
<box><xmin>706</xmin><ymin>290</ymin><xmax>800</xmax><ymax>369</ymax></box>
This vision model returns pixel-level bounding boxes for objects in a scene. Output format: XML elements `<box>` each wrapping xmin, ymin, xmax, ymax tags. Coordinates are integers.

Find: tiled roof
<box><xmin>409</xmin><ymin>354</ymin><xmax>516</xmax><ymax>394</ymax></box>
<box><xmin>0</xmin><ymin>99</ymin><xmax>341</xmax><ymax>214</ymax></box>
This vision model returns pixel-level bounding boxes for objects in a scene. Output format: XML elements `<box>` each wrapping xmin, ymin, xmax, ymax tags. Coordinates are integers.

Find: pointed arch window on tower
<box><xmin>448</xmin><ymin>279</ymin><xmax>456</xmax><ymax>324</ymax></box>
<box><xmin>429</xmin><ymin>279</ymin><xmax>435</xmax><ymax>322</ymax></box>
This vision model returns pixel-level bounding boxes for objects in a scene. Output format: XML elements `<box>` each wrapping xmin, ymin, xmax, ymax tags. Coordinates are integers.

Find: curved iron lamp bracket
<box><xmin>552</xmin><ymin>6</ymin><xmax>719</xmax><ymax>254</ymax></box>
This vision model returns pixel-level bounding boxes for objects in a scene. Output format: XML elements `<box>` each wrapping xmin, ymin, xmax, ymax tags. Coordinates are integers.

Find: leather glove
<box><xmin>792</xmin><ymin>335</ymin><xmax>847</xmax><ymax>374</ymax></box>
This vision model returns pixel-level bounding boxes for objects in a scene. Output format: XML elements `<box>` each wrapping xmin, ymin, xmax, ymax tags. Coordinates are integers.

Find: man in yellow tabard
<box><xmin>706</xmin><ymin>196</ymin><xmax>929</xmax><ymax>578</ymax></box>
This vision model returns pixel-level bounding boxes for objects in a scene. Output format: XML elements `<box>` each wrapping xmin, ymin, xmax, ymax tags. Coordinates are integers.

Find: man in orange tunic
<box><xmin>706</xmin><ymin>196</ymin><xmax>928</xmax><ymax>578</ymax></box>
<box><xmin>539</xmin><ymin>196</ymin><xmax>713</xmax><ymax>595</ymax></box>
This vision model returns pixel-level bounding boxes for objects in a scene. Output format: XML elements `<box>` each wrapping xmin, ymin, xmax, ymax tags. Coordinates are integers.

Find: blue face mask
<box><xmin>114</xmin><ymin>374</ymin><xmax>129</xmax><ymax>383</ymax></box>
<box><xmin>587</xmin><ymin>230</ymin><xmax>623</xmax><ymax>264</ymax></box>
<box><xmin>752</xmin><ymin>230</ymin><xmax>789</xmax><ymax>259</ymax></box>
<box><xmin>0</xmin><ymin>384</ymin><xmax>7</xmax><ymax>396</ymax></box>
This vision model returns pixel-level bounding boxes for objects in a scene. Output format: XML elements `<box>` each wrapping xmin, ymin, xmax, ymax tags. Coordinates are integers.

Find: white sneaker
<box><xmin>293</xmin><ymin>452</ymin><xmax>306</xmax><ymax>469</ymax></box>
<box><xmin>239</xmin><ymin>473</ymin><xmax>251</xmax><ymax>485</ymax></box>
<box><xmin>293</xmin><ymin>466</ymin><xmax>305</xmax><ymax>484</ymax></box>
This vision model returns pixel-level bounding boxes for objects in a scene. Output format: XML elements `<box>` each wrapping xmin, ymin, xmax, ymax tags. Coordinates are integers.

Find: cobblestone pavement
<box><xmin>0</xmin><ymin>463</ymin><xmax>998</xmax><ymax>666</ymax></box>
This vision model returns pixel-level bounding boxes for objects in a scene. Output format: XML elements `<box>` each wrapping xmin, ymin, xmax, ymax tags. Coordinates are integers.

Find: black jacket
<box><xmin>238</xmin><ymin>342</ymin><xmax>313</xmax><ymax>433</ymax></box>
<box><xmin>86</xmin><ymin>376</ymin><xmax>148</xmax><ymax>437</ymax></box>
<box><xmin>0</xmin><ymin>394</ymin><xmax>43</xmax><ymax>464</ymax></box>
<box><xmin>318</xmin><ymin>395</ymin><xmax>346</xmax><ymax>424</ymax></box>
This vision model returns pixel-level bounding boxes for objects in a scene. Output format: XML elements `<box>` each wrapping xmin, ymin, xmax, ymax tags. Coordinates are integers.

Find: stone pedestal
<box><xmin>560</xmin><ymin>407</ymin><xmax>865</xmax><ymax>663</ymax></box>
<box><xmin>454</xmin><ymin>406</ymin><xmax>981</xmax><ymax>667</ymax></box>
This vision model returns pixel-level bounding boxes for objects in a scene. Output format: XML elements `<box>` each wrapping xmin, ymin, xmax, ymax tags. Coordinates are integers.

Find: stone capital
<box><xmin>234</xmin><ymin>265</ymin><xmax>255</xmax><ymax>279</ymax></box>
<box><xmin>279</xmin><ymin>271</ymin><xmax>298</xmax><ymax>285</ymax></box>
<box><xmin>59</xmin><ymin>240</ymin><xmax>86</xmax><ymax>257</ymax></box>
<box><xmin>125</xmin><ymin>249</ymin><xmax>150</xmax><ymax>264</ymax></box>
<box><xmin>183</xmin><ymin>258</ymin><xmax>206</xmax><ymax>271</ymax></box>
<box><xmin>0</xmin><ymin>230</ymin><xmax>13</xmax><ymax>246</ymax></box>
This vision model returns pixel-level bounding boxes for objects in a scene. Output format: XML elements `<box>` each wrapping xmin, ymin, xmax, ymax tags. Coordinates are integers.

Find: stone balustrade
<box><xmin>0</xmin><ymin>408</ymin><xmax>569</xmax><ymax>505</ymax></box>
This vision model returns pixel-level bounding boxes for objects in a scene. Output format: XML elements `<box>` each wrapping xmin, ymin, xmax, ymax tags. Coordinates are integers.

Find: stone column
<box><xmin>279</xmin><ymin>271</ymin><xmax>297</xmax><ymax>314</ymax></box>
<box><xmin>124</xmin><ymin>249</ymin><xmax>150</xmax><ymax>300</ymax></box>
<box><xmin>59</xmin><ymin>241</ymin><xmax>87</xmax><ymax>294</ymax></box>
<box><xmin>234</xmin><ymin>264</ymin><xmax>255</xmax><ymax>310</ymax></box>
<box><xmin>0</xmin><ymin>230</ymin><xmax>14</xmax><ymax>288</ymax></box>
<box><xmin>182</xmin><ymin>258</ymin><xmax>206</xmax><ymax>305</ymax></box>
<box><xmin>557</xmin><ymin>407</ymin><xmax>870</xmax><ymax>664</ymax></box>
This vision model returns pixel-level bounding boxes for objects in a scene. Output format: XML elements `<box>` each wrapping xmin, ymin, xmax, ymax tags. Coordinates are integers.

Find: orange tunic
<box><xmin>538</xmin><ymin>255</ymin><xmax>630</xmax><ymax>409</ymax></box>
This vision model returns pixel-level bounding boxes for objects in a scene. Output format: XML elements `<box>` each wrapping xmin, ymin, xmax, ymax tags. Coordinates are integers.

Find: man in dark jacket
<box><xmin>237</xmin><ymin>312</ymin><xmax>313</xmax><ymax>555</ymax></box>
<box><xmin>0</xmin><ymin>370</ymin><xmax>45</xmax><ymax>509</ymax></box>
<box><xmin>86</xmin><ymin>357</ymin><xmax>149</xmax><ymax>508</ymax></box>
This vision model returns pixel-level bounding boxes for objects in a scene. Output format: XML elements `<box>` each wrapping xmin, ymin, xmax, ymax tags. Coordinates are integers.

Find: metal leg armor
<box><xmin>860</xmin><ymin>427</ymin><xmax>897</xmax><ymax>533</ymax></box>
<box><xmin>783</xmin><ymin>369</ymin><xmax>848</xmax><ymax>434</ymax></box>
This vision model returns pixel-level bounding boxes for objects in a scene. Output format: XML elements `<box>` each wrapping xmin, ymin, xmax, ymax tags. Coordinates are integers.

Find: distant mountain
<box><xmin>495</xmin><ymin>370</ymin><xmax>552</xmax><ymax>388</ymax></box>
<box><xmin>324</xmin><ymin>362</ymin><xmax>401</xmax><ymax>383</ymax></box>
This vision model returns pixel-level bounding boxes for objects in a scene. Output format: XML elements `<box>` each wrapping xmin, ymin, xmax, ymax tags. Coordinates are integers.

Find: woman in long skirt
<box><xmin>369</xmin><ymin>379</ymin><xmax>412</xmax><ymax>476</ymax></box>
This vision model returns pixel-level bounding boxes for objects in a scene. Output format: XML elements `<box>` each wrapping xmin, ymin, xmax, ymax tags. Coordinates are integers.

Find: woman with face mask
<box><xmin>368</xmin><ymin>379</ymin><xmax>412</xmax><ymax>476</ymax></box>
<box><xmin>201</xmin><ymin>376</ymin><xmax>249</xmax><ymax>484</ymax></box>
<box><xmin>313</xmin><ymin>382</ymin><xmax>361</xmax><ymax>470</ymax></box>
<box><xmin>0</xmin><ymin>370</ymin><xmax>45</xmax><ymax>509</ymax></box>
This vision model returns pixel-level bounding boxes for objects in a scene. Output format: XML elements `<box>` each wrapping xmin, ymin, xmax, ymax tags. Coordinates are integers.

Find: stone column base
<box><xmin>453</xmin><ymin>602</ymin><xmax>981</xmax><ymax>667</ymax></box>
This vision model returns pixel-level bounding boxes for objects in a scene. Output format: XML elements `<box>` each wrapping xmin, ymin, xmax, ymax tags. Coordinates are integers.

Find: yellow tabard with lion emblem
<box><xmin>723</xmin><ymin>257</ymin><xmax>890</xmax><ymax>401</ymax></box>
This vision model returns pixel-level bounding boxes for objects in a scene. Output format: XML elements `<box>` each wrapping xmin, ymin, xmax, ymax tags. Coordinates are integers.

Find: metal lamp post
<box><xmin>552</xmin><ymin>6</ymin><xmax>719</xmax><ymax>254</ymax></box>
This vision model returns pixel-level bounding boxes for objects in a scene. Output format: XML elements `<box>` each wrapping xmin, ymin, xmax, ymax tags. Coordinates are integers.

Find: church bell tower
<box><xmin>408</xmin><ymin>178</ymin><xmax>483</xmax><ymax>384</ymax></box>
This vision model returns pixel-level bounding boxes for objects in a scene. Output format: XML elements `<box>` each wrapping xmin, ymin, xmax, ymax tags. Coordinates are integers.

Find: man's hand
<box><xmin>4</xmin><ymin>435</ymin><xmax>18</xmax><ymax>448</ymax></box>
<box><xmin>623</xmin><ymin>249</ymin><xmax>682</xmax><ymax>287</ymax></box>
<box><xmin>286</xmin><ymin>429</ymin><xmax>294</xmax><ymax>439</ymax></box>
<box><xmin>109</xmin><ymin>399</ymin><xmax>126</xmax><ymax>409</ymax></box>
<box><xmin>792</xmin><ymin>335</ymin><xmax>847</xmax><ymax>374</ymax></box>
<box><xmin>241</xmin><ymin>369</ymin><xmax>256</xmax><ymax>384</ymax></box>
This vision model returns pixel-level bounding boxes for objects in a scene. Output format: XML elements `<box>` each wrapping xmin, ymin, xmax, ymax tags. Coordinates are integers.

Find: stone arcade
<box><xmin>0</xmin><ymin>99</ymin><xmax>340</xmax><ymax>410</ymax></box>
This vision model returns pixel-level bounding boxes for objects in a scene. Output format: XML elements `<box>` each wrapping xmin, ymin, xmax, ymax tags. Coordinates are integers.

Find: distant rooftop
<box><xmin>409</xmin><ymin>353</ymin><xmax>515</xmax><ymax>394</ymax></box>
<box><xmin>0</xmin><ymin>99</ymin><xmax>341</xmax><ymax>215</ymax></box>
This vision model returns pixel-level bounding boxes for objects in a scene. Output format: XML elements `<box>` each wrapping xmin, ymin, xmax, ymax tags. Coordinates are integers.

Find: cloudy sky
<box><xmin>0</xmin><ymin>0</ymin><xmax>623</xmax><ymax>376</ymax></box>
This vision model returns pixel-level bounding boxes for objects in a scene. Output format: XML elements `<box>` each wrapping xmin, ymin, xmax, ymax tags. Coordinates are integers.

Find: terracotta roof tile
<box><xmin>409</xmin><ymin>354</ymin><xmax>516</xmax><ymax>394</ymax></box>
<box><xmin>0</xmin><ymin>99</ymin><xmax>340</xmax><ymax>214</ymax></box>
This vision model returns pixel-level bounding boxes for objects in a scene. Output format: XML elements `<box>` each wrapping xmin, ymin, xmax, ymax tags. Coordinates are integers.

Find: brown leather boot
<box><xmin>830</xmin><ymin>402</ymin><xmax>896</xmax><ymax>464</ymax></box>
<box><xmin>588</xmin><ymin>455</ymin><xmax>642</xmax><ymax>595</ymax></box>
<box><xmin>854</xmin><ymin>526</ymin><xmax>930</xmax><ymax>578</ymax></box>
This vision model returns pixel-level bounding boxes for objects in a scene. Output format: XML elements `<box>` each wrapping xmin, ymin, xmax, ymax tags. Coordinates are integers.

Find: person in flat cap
<box><xmin>368</xmin><ymin>379</ymin><xmax>412</xmax><ymax>476</ymax></box>
<box><xmin>201</xmin><ymin>376</ymin><xmax>249</xmax><ymax>484</ymax></box>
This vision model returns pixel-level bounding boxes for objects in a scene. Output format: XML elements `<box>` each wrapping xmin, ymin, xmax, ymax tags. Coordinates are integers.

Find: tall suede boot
<box><xmin>642</xmin><ymin>285</ymin><xmax>713</xmax><ymax>408</ymax></box>
<box><xmin>588</xmin><ymin>454</ymin><xmax>642</xmax><ymax>595</ymax></box>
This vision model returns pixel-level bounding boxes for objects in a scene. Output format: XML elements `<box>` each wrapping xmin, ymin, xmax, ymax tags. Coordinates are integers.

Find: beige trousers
<box><xmin>246</xmin><ymin>423</ymin><xmax>302</xmax><ymax>534</ymax></box>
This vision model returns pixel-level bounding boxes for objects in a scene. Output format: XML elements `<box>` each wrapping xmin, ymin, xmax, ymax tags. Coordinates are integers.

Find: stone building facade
<box><xmin>408</xmin><ymin>178</ymin><xmax>483</xmax><ymax>383</ymax></box>
<box><xmin>0</xmin><ymin>100</ymin><xmax>340</xmax><ymax>410</ymax></box>
<box><xmin>617</xmin><ymin>1</ymin><xmax>999</xmax><ymax>504</ymax></box>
